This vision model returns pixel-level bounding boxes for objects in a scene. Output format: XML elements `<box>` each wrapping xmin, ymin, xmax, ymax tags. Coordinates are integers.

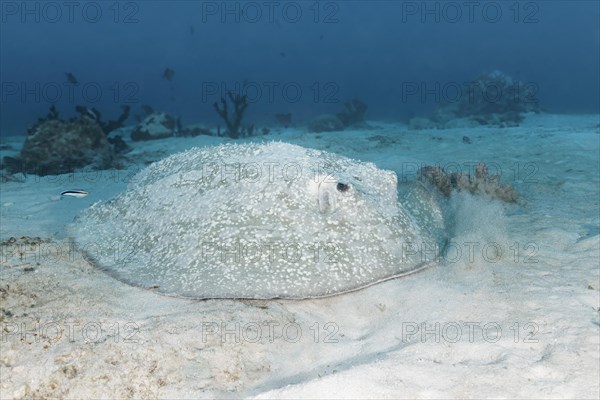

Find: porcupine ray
<box><xmin>70</xmin><ymin>142</ymin><xmax>447</xmax><ymax>299</ymax></box>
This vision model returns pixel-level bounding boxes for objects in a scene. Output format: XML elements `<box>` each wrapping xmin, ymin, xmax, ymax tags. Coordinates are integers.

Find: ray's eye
<box><xmin>336</xmin><ymin>183</ymin><xmax>350</xmax><ymax>192</ymax></box>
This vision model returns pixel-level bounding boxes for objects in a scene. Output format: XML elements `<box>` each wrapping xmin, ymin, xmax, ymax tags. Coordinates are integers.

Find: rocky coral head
<box><xmin>17</xmin><ymin>117</ymin><xmax>113</xmax><ymax>176</ymax></box>
<box><xmin>131</xmin><ymin>112</ymin><xmax>177</xmax><ymax>141</ymax></box>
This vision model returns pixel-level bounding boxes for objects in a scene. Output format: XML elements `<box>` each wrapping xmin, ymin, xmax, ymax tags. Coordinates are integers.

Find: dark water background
<box><xmin>1</xmin><ymin>0</ymin><xmax>598</xmax><ymax>136</ymax></box>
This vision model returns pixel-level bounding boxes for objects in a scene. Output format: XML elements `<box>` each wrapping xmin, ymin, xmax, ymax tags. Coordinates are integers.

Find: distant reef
<box><xmin>131</xmin><ymin>112</ymin><xmax>180</xmax><ymax>141</ymax></box>
<box><xmin>409</xmin><ymin>70</ymin><xmax>540</xmax><ymax>129</ymax></box>
<box><xmin>3</xmin><ymin>105</ymin><xmax>130</xmax><ymax>176</ymax></box>
<box><xmin>307</xmin><ymin>98</ymin><xmax>371</xmax><ymax>133</ymax></box>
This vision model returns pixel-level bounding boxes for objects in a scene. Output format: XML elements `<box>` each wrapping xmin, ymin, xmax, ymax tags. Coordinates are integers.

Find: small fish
<box><xmin>162</xmin><ymin>68</ymin><xmax>175</xmax><ymax>81</ymax></box>
<box><xmin>190</xmin><ymin>25</ymin><xmax>194</xmax><ymax>35</ymax></box>
<box><xmin>65</xmin><ymin>72</ymin><xmax>78</xmax><ymax>85</ymax></box>
<box><xmin>462</xmin><ymin>136</ymin><xmax>472</xmax><ymax>144</ymax></box>
<box><xmin>60</xmin><ymin>190</ymin><xmax>89</xmax><ymax>198</ymax></box>
<box><xmin>280</xmin><ymin>52</ymin><xmax>286</xmax><ymax>58</ymax></box>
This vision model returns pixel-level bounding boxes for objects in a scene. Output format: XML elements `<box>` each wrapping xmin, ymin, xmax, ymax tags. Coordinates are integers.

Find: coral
<box><xmin>74</xmin><ymin>105</ymin><xmax>130</xmax><ymax>135</ymax></box>
<box><xmin>131</xmin><ymin>112</ymin><xmax>177</xmax><ymax>141</ymax></box>
<box><xmin>275</xmin><ymin>113</ymin><xmax>292</xmax><ymax>128</ymax></box>
<box><xmin>410</xmin><ymin>70</ymin><xmax>540</xmax><ymax>129</ymax></box>
<box><xmin>336</xmin><ymin>98</ymin><xmax>368</xmax><ymax>128</ymax></box>
<box><xmin>418</xmin><ymin>162</ymin><xmax>518</xmax><ymax>202</ymax></box>
<box><xmin>307</xmin><ymin>114</ymin><xmax>345</xmax><ymax>133</ymax></box>
<box><xmin>178</xmin><ymin>123</ymin><xmax>212</xmax><ymax>137</ymax></box>
<box><xmin>460</xmin><ymin>70</ymin><xmax>538</xmax><ymax>117</ymax></box>
<box><xmin>213</xmin><ymin>93</ymin><xmax>248</xmax><ymax>139</ymax></box>
<box><xmin>74</xmin><ymin>105</ymin><xmax>100</xmax><ymax>121</ymax></box>
<box><xmin>101</xmin><ymin>105</ymin><xmax>131</xmax><ymax>134</ymax></box>
<box><xmin>13</xmin><ymin>117</ymin><xmax>114</xmax><ymax>176</ymax></box>
<box><xmin>107</xmin><ymin>135</ymin><xmax>131</xmax><ymax>153</ymax></box>
<box><xmin>46</xmin><ymin>104</ymin><xmax>60</xmax><ymax>120</ymax></box>
<box><xmin>4</xmin><ymin>105</ymin><xmax>132</xmax><ymax>176</ymax></box>
<box><xmin>26</xmin><ymin>105</ymin><xmax>61</xmax><ymax>135</ymax></box>
<box><xmin>134</xmin><ymin>104</ymin><xmax>155</xmax><ymax>122</ymax></box>
<box><xmin>307</xmin><ymin>99</ymin><xmax>370</xmax><ymax>133</ymax></box>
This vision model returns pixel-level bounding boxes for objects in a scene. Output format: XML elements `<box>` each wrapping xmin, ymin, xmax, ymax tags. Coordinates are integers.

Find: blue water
<box><xmin>1</xmin><ymin>1</ymin><xmax>598</xmax><ymax>136</ymax></box>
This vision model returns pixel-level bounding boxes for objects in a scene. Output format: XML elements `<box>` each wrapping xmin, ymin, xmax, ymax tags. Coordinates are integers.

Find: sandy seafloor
<box><xmin>0</xmin><ymin>113</ymin><xmax>598</xmax><ymax>399</ymax></box>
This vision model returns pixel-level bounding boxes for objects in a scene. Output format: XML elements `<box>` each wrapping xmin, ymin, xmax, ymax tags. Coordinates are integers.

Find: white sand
<box><xmin>1</xmin><ymin>114</ymin><xmax>599</xmax><ymax>399</ymax></box>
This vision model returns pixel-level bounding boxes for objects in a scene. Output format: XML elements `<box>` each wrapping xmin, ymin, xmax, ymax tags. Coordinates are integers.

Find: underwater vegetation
<box><xmin>132</xmin><ymin>94</ymin><xmax>268</xmax><ymax>141</ymax></box>
<box><xmin>70</xmin><ymin>142</ymin><xmax>447</xmax><ymax>299</ymax></box>
<box><xmin>131</xmin><ymin>106</ymin><xmax>214</xmax><ymax>140</ymax></box>
<box><xmin>213</xmin><ymin>92</ymin><xmax>249</xmax><ymax>139</ymax></box>
<box><xmin>131</xmin><ymin>112</ymin><xmax>180</xmax><ymax>141</ymax></box>
<box><xmin>3</xmin><ymin>105</ymin><xmax>130</xmax><ymax>176</ymax></box>
<box><xmin>0</xmin><ymin>69</ymin><xmax>541</xmax><ymax>177</ymax></box>
<box><xmin>336</xmin><ymin>98</ymin><xmax>369</xmax><ymax>128</ymax></box>
<box><xmin>87</xmin><ymin>105</ymin><xmax>131</xmax><ymax>136</ymax></box>
<box><xmin>307</xmin><ymin>114</ymin><xmax>345</xmax><ymax>133</ymax></box>
<box><xmin>275</xmin><ymin>112</ymin><xmax>292</xmax><ymax>128</ymax></box>
<box><xmin>308</xmin><ymin>98</ymin><xmax>369</xmax><ymax>133</ymax></box>
<box><xmin>409</xmin><ymin>70</ymin><xmax>540</xmax><ymax>129</ymax></box>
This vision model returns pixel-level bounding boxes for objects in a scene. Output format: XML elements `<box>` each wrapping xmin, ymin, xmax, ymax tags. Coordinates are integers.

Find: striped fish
<box><xmin>60</xmin><ymin>190</ymin><xmax>89</xmax><ymax>198</ymax></box>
